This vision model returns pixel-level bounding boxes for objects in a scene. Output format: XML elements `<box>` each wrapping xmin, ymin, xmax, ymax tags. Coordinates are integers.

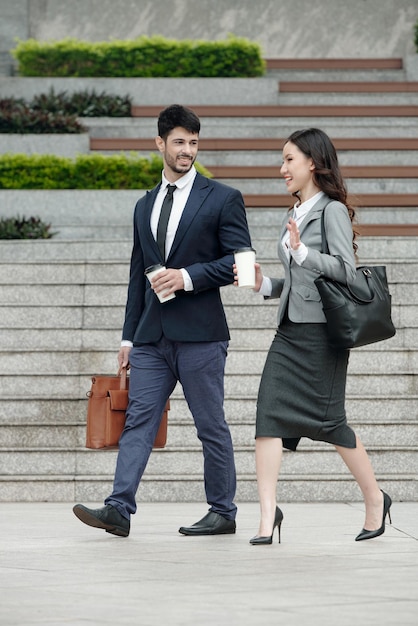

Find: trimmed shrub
<box><xmin>415</xmin><ymin>19</ymin><xmax>418</xmax><ymax>52</ymax></box>
<box><xmin>0</xmin><ymin>153</ymin><xmax>212</xmax><ymax>189</ymax></box>
<box><xmin>11</xmin><ymin>35</ymin><xmax>265</xmax><ymax>78</ymax></box>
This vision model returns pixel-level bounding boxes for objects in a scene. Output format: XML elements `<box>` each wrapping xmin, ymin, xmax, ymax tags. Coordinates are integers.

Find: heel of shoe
<box><xmin>277</xmin><ymin>521</ymin><xmax>282</xmax><ymax>544</ymax></box>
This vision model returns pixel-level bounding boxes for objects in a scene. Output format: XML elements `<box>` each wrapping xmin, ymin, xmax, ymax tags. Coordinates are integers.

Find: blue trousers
<box><xmin>105</xmin><ymin>338</ymin><xmax>237</xmax><ymax>520</ymax></box>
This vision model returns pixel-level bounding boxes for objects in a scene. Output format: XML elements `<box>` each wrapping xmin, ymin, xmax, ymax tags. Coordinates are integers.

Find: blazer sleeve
<box><xmin>186</xmin><ymin>185</ymin><xmax>252</xmax><ymax>292</ymax></box>
<box><xmin>121</xmin><ymin>200</ymin><xmax>147</xmax><ymax>342</ymax></box>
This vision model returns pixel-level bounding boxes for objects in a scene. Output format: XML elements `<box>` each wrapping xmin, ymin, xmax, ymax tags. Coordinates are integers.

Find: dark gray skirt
<box><xmin>256</xmin><ymin>317</ymin><xmax>356</xmax><ymax>451</ymax></box>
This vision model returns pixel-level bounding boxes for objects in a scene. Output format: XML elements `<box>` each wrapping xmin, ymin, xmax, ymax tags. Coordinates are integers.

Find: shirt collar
<box><xmin>293</xmin><ymin>190</ymin><xmax>325</xmax><ymax>219</ymax></box>
<box><xmin>161</xmin><ymin>165</ymin><xmax>197</xmax><ymax>190</ymax></box>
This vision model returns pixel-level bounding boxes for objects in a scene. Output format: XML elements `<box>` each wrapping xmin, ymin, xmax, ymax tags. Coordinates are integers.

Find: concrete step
<box><xmin>1</xmin><ymin>236</ymin><xmax>418</xmax><ymax>261</ymax></box>
<box><xmin>217</xmin><ymin>179</ymin><xmax>418</xmax><ymax>195</ymax></box>
<box><xmin>0</xmin><ymin>419</ymin><xmax>416</xmax><ymax>449</ymax></box>
<box><xmin>1</xmin><ymin>324</ymin><xmax>417</xmax><ymax>353</ymax></box>
<box><xmin>0</xmin><ymin>371</ymin><xmax>416</xmax><ymax>399</ymax></box>
<box><xmin>85</xmin><ymin>117</ymin><xmax>418</xmax><ymax>139</ymax></box>
<box><xmin>0</xmin><ymin>300</ymin><xmax>414</xmax><ymax>336</ymax></box>
<box><xmin>0</xmin><ymin>395</ymin><xmax>416</xmax><ymax>425</ymax></box>
<box><xmin>210</xmin><ymin>165</ymin><xmax>418</xmax><ymax>179</ymax></box>
<box><xmin>0</xmin><ymin>448</ymin><xmax>418</xmax><ymax>502</ymax></box>
<box><xmin>3</xmin><ymin>258</ymin><xmax>417</xmax><ymax>285</ymax></box>
<box><xmin>0</xmin><ymin>448</ymin><xmax>415</xmax><ymax>489</ymax></box>
<box><xmin>90</xmin><ymin>137</ymin><xmax>418</xmax><ymax>151</ymax></box>
<box><xmin>0</xmin><ymin>269</ymin><xmax>416</xmax><ymax>302</ymax></box>
<box><xmin>1</xmin><ymin>191</ymin><xmax>417</xmax><ymax>242</ymax></box>
<box><xmin>0</xmin><ymin>347</ymin><xmax>417</xmax><ymax>377</ymax></box>
<box><xmin>1</xmin><ymin>472</ymin><xmax>416</xmax><ymax>503</ymax></box>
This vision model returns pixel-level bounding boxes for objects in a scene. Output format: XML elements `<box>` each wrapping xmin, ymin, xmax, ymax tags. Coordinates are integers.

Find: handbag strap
<box><xmin>321</xmin><ymin>206</ymin><xmax>379</xmax><ymax>303</ymax></box>
<box><xmin>320</xmin><ymin>203</ymin><xmax>345</xmax><ymax>273</ymax></box>
<box><xmin>320</xmin><ymin>203</ymin><xmax>331</xmax><ymax>255</ymax></box>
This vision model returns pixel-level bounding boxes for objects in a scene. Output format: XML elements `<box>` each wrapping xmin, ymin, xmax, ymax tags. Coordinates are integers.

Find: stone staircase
<box><xmin>0</xmin><ymin>58</ymin><xmax>417</xmax><ymax>502</ymax></box>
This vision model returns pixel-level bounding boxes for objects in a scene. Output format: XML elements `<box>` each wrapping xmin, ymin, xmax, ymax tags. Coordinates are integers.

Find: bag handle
<box><xmin>117</xmin><ymin>366</ymin><xmax>128</xmax><ymax>390</ymax></box>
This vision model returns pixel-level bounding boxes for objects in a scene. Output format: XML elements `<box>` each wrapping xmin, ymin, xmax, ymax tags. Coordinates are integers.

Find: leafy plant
<box><xmin>0</xmin><ymin>88</ymin><xmax>133</xmax><ymax>133</ymax></box>
<box><xmin>0</xmin><ymin>98</ymin><xmax>86</xmax><ymax>133</ymax></box>
<box><xmin>31</xmin><ymin>89</ymin><xmax>132</xmax><ymax>117</ymax></box>
<box><xmin>0</xmin><ymin>215</ymin><xmax>57</xmax><ymax>239</ymax></box>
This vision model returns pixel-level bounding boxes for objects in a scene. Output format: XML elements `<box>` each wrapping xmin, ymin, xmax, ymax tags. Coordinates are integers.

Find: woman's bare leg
<box><xmin>255</xmin><ymin>437</ymin><xmax>283</xmax><ymax>536</ymax></box>
<box><xmin>335</xmin><ymin>435</ymin><xmax>383</xmax><ymax>530</ymax></box>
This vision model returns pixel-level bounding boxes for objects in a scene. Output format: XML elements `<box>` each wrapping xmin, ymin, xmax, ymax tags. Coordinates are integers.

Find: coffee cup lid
<box><xmin>145</xmin><ymin>263</ymin><xmax>164</xmax><ymax>274</ymax></box>
<box><xmin>234</xmin><ymin>247</ymin><xmax>256</xmax><ymax>253</ymax></box>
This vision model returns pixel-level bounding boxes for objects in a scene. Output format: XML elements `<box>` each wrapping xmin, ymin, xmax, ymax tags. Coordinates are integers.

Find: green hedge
<box><xmin>11</xmin><ymin>35</ymin><xmax>265</xmax><ymax>77</ymax></box>
<box><xmin>0</xmin><ymin>153</ymin><xmax>211</xmax><ymax>189</ymax></box>
<box><xmin>415</xmin><ymin>19</ymin><xmax>418</xmax><ymax>52</ymax></box>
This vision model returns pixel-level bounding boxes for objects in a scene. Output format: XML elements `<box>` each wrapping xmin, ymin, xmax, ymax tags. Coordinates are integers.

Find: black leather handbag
<box><xmin>314</xmin><ymin>210</ymin><xmax>396</xmax><ymax>349</ymax></box>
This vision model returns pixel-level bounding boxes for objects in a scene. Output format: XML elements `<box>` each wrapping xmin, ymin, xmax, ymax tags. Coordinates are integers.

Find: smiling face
<box><xmin>280</xmin><ymin>140</ymin><xmax>319</xmax><ymax>202</ymax></box>
<box><xmin>155</xmin><ymin>127</ymin><xmax>199</xmax><ymax>181</ymax></box>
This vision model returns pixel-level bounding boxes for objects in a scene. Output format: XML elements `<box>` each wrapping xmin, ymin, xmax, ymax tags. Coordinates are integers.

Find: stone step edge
<box><xmin>1</xmin><ymin>390</ymin><xmax>418</xmax><ymax>400</ymax></box>
<box><xmin>132</xmin><ymin>104</ymin><xmax>418</xmax><ymax>117</ymax></box>
<box><xmin>79</xmin><ymin>164</ymin><xmax>418</xmax><ymax>181</ymax></box>
<box><xmin>2</xmin><ymin>417</ymin><xmax>416</xmax><ymax>427</ymax></box>
<box><xmin>0</xmin><ymin>472</ymin><xmax>413</xmax><ymax>483</ymax></box>
<box><xmin>265</xmin><ymin>59</ymin><xmax>403</xmax><ymax>70</ymax></box>
<box><xmin>279</xmin><ymin>81</ymin><xmax>418</xmax><ymax>92</ymax></box>
<box><xmin>210</xmin><ymin>165</ymin><xmax>418</xmax><ymax>179</ymax></box>
<box><xmin>244</xmin><ymin>195</ymin><xmax>418</xmax><ymax>209</ymax></box>
<box><xmin>1</xmin><ymin>445</ymin><xmax>416</xmax><ymax>454</ymax></box>
<box><xmin>90</xmin><ymin>138</ymin><xmax>418</xmax><ymax>151</ymax></box>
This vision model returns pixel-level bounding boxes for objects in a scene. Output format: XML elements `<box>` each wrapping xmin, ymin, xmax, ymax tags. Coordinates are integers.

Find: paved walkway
<box><xmin>1</xmin><ymin>501</ymin><xmax>417</xmax><ymax>625</ymax></box>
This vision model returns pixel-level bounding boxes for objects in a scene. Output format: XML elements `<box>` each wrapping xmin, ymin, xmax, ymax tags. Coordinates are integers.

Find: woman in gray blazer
<box><xmin>245</xmin><ymin>128</ymin><xmax>391</xmax><ymax>545</ymax></box>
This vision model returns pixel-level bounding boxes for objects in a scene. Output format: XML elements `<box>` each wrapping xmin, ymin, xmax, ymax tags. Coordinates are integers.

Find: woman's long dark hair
<box><xmin>284</xmin><ymin>128</ymin><xmax>358</xmax><ymax>254</ymax></box>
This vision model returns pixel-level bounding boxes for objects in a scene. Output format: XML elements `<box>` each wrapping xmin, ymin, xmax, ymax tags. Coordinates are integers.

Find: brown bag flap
<box><xmin>107</xmin><ymin>389</ymin><xmax>129</xmax><ymax>411</ymax></box>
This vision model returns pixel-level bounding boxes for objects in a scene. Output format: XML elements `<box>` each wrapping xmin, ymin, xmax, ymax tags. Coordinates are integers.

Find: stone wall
<box><xmin>0</xmin><ymin>0</ymin><xmax>417</xmax><ymax>59</ymax></box>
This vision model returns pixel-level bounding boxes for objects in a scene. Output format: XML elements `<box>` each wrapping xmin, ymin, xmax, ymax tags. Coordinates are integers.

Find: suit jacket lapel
<box><xmin>278</xmin><ymin>210</ymin><xmax>291</xmax><ymax>266</ymax></box>
<box><xmin>166</xmin><ymin>173</ymin><xmax>211</xmax><ymax>261</ymax></box>
<box><xmin>298</xmin><ymin>194</ymin><xmax>329</xmax><ymax>237</ymax></box>
<box><xmin>140</xmin><ymin>185</ymin><xmax>161</xmax><ymax>252</ymax></box>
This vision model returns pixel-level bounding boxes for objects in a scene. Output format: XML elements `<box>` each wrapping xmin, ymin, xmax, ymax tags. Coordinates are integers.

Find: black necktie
<box><xmin>157</xmin><ymin>184</ymin><xmax>176</xmax><ymax>260</ymax></box>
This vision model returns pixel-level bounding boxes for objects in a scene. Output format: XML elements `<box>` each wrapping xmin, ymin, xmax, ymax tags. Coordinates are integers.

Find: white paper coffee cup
<box><xmin>145</xmin><ymin>264</ymin><xmax>176</xmax><ymax>303</ymax></box>
<box><xmin>234</xmin><ymin>247</ymin><xmax>256</xmax><ymax>288</ymax></box>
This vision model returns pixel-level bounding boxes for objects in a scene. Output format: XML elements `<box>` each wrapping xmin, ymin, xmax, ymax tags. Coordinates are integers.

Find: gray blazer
<box><xmin>268</xmin><ymin>194</ymin><xmax>356</xmax><ymax>324</ymax></box>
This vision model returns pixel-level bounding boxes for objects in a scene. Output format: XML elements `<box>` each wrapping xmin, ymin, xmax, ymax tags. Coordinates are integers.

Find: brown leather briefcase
<box><xmin>85</xmin><ymin>367</ymin><xmax>169</xmax><ymax>449</ymax></box>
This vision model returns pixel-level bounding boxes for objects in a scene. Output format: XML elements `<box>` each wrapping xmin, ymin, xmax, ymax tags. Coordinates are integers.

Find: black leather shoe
<box><xmin>73</xmin><ymin>504</ymin><xmax>130</xmax><ymax>537</ymax></box>
<box><xmin>179</xmin><ymin>511</ymin><xmax>236</xmax><ymax>536</ymax></box>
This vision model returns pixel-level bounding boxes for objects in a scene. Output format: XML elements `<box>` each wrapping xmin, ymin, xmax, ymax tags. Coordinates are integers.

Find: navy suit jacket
<box><xmin>122</xmin><ymin>172</ymin><xmax>252</xmax><ymax>344</ymax></box>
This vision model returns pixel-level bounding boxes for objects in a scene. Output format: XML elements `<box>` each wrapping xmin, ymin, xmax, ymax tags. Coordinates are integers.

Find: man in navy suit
<box><xmin>73</xmin><ymin>104</ymin><xmax>252</xmax><ymax>537</ymax></box>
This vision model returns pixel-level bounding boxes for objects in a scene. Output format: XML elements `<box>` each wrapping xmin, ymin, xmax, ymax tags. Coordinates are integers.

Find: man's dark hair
<box><xmin>157</xmin><ymin>104</ymin><xmax>200</xmax><ymax>140</ymax></box>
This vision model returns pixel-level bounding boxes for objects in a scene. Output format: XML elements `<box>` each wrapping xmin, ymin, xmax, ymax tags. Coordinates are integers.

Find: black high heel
<box><xmin>250</xmin><ymin>506</ymin><xmax>284</xmax><ymax>545</ymax></box>
<box><xmin>355</xmin><ymin>490</ymin><xmax>392</xmax><ymax>541</ymax></box>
